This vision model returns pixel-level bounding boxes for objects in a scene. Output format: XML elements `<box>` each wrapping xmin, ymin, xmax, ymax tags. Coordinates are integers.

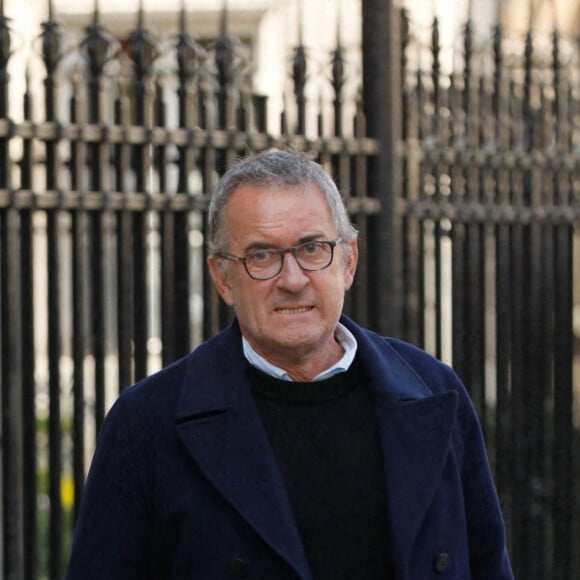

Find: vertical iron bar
<box><xmin>155</xmin><ymin>79</ymin><xmax>178</xmax><ymax>364</ymax></box>
<box><xmin>527</xmin><ymin>168</ymin><xmax>546</xmax><ymax>580</ymax></box>
<box><xmin>451</xmin><ymin>21</ymin><xmax>471</xmax><ymax>385</ymax></box>
<box><xmin>69</xmin><ymin>78</ymin><xmax>87</xmax><ymax>526</ymax></box>
<box><xmin>292</xmin><ymin>5</ymin><xmax>307</xmax><ymax>136</ymax></box>
<box><xmin>522</xmin><ymin>29</ymin><xmax>546</xmax><ymax>579</ymax></box>
<box><xmin>42</xmin><ymin>9</ymin><xmax>64</xmax><ymax>578</ymax></box>
<box><xmin>215</xmin><ymin>2</ymin><xmax>234</xmax><ymax>134</ymax></box>
<box><xmin>20</xmin><ymin>65</ymin><xmax>38</xmax><ymax>580</ymax></box>
<box><xmin>1</xmin><ymin>14</ymin><xmax>24</xmax><ymax>563</ymax></box>
<box><xmin>46</xmin><ymin>212</ymin><xmax>63</xmax><ymax>580</ymax></box>
<box><xmin>551</xmin><ymin>30</ymin><xmax>573</xmax><ymax>580</ymax></box>
<box><xmin>331</xmin><ymin>22</ymin><xmax>344</xmax><ymax>138</ymax></box>
<box><xmin>170</xmin><ymin>7</ymin><xmax>202</xmax><ymax>362</ymax></box>
<box><xmin>362</xmin><ymin>0</ymin><xmax>403</xmax><ymax>336</ymax></box>
<box><xmin>115</xmin><ymin>81</ymin><xmax>134</xmax><ymax>391</ymax></box>
<box><xmin>0</xmin><ymin>9</ymin><xmax>25</xmax><ymax>579</ymax></box>
<box><xmin>1</xmin><ymin>210</ymin><xmax>25</xmax><ymax>580</ymax></box>
<box><xmin>352</xmin><ymin>100</ymin><xmax>369</xmax><ymax>328</ymax></box>
<box><xmin>431</xmin><ymin>17</ymin><xmax>444</xmax><ymax>361</ymax></box>
<box><xmin>128</xmin><ymin>11</ymin><xmax>156</xmax><ymax>380</ymax></box>
<box><xmin>509</xmin><ymin>181</ymin><xmax>527</xmax><ymax>580</ymax></box>
<box><xmin>201</xmin><ymin>72</ymin><xmax>219</xmax><ymax>340</ymax></box>
<box><xmin>161</xmin><ymin>47</ymin><xmax>176</xmax><ymax>362</ymax></box>
<box><xmin>416</xmin><ymin>68</ymin><xmax>426</xmax><ymax>350</ymax></box>
<box><xmin>552</xmin><ymin>222</ymin><xmax>573</xmax><ymax>580</ymax></box>
<box><xmin>463</xmin><ymin>19</ymin><xmax>485</xmax><ymax>417</ymax></box>
<box><xmin>213</xmin><ymin>10</ymin><xmax>235</xmax><ymax>329</ymax></box>
<box><xmin>0</xmin><ymin>1</ymin><xmax>9</xmax><ymax>187</ymax></box>
<box><xmin>400</xmin><ymin>8</ymin><xmax>421</xmax><ymax>346</ymax></box>
<box><xmin>83</xmin><ymin>5</ymin><xmax>114</xmax><ymax>436</ymax></box>
<box><xmin>492</xmin><ymin>22</ymin><xmax>513</xmax><ymax>549</ymax></box>
<box><xmin>509</xmin><ymin>68</ymin><xmax>528</xmax><ymax>577</ymax></box>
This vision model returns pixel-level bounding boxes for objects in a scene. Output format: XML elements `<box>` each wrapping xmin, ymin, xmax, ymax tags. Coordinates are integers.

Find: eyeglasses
<box><xmin>215</xmin><ymin>239</ymin><xmax>341</xmax><ymax>280</ymax></box>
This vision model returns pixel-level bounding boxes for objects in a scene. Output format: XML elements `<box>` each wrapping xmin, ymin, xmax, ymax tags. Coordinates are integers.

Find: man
<box><xmin>66</xmin><ymin>150</ymin><xmax>514</xmax><ymax>579</ymax></box>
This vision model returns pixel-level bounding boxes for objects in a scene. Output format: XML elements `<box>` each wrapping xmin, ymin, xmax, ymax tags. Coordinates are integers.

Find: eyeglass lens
<box><xmin>246</xmin><ymin>241</ymin><xmax>334</xmax><ymax>279</ymax></box>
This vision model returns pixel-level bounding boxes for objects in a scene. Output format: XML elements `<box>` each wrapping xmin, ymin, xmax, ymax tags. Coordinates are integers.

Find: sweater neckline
<box><xmin>247</xmin><ymin>358</ymin><xmax>364</xmax><ymax>404</ymax></box>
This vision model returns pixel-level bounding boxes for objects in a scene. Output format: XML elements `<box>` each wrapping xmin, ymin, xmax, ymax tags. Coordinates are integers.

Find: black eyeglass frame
<box><xmin>214</xmin><ymin>238</ymin><xmax>342</xmax><ymax>281</ymax></box>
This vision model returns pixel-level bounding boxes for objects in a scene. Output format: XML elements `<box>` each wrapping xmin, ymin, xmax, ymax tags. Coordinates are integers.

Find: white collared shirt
<box><xmin>242</xmin><ymin>322</ymin><xmax>358</xmax><ymax>382</ymax></box>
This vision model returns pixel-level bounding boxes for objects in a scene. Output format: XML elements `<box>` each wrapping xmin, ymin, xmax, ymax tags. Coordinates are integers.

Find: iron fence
<box><xmin>396</xmin><ymin>10</ymin><xmax>580</xmax><ymax>580</ymax></box>
<box><xmin>0</xmin><ymin>1</ymin><xmax>579</xmax><ymax>580</ymax></box>
<box><xmin>0</xmin><ymin>3</ymin><xmax>378</xmax><ymax>579</ymax></box>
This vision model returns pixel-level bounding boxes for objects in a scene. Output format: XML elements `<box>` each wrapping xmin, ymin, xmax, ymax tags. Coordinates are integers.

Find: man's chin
<box><xmin>265</xmin><ymin>330</ymin><xmax>325</xmax><ymax>356</ymax></box>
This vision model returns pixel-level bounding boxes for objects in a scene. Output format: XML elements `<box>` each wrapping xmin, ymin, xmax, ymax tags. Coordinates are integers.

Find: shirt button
<box><xmin>229</xmin><ymin>556</ymin><xmax>248</xmax><ymax>578</ymax></box>
<box><xmin>434</xmin><ymin>552</ymin><xmax>450</xmax><ymax>573</ymax></box>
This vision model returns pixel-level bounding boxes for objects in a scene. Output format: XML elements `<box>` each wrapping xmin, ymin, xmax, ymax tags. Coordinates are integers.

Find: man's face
<box><xmin>208</xmin><ymin>182</ymin><xmax>358</xmax><ymax>371</ymax></box>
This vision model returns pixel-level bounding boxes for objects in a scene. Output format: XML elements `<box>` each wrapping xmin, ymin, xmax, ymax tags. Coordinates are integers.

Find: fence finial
<box><xmin>220</xmin><ymin>0</ymin><xmax>228</xmax><ymax>36</ymax></box>
<box><xmin>180</xmin><ymin>0</ymin><xmax>186</xmax><ymax>33</ymax></box>
<box><xmin>93</xmin><ymin>0</ymin><xmax>100</xmax><ymax>26</ymax></box>
<box><xmin>0</xmin><ymin>3</ymin><xmax>10</xmax><ymax>72</ymax></box>
<box><xmin>137</xmin><ymin>0</ymin><xmax>144</xmax><ymax>28</ymax></box>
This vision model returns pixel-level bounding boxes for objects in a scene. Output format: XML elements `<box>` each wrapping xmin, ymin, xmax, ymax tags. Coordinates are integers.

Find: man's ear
<box><xmin>343</xmin><ymin>239</ymin><xmax>358</xmax><ymax>291</ymax></box>
<box><xmin>207</xmin><ymin>255</ymin><xmax>234</xmax><ymax>306</ymax></box>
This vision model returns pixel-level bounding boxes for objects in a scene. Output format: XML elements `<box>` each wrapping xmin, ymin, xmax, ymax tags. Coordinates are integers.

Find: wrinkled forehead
<box><xmin>223</xmin><ymin>183</ymin><xmax>337</xmax><ymax>242</ymax></box>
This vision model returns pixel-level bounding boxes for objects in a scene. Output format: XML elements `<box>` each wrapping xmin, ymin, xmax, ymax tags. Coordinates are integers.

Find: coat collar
<box><xmin>175</xmin><ymin>317</ymin><xmax>457</xmax><ymax>580</ymax></box>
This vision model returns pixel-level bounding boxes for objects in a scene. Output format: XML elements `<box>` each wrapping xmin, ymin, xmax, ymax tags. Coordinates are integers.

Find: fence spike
<box><xmin>492</xmin><ymin>23</ymin><xmax>503</xmax><ymax>123</ymax></box>
<box><xmin>137</xmin><ymin>0</ymin><xmax>144</xmax><ymax>28</ymax></box>
<box><xmin>48</xmin><ymin>0</ymin><xmax>54</xmax><ymax>21</ymax></box>
<box><xmin>93</xmin><ymin>0</ymin><xmax>100</xmax><ymax>26</ymax></box>
<box><xmin>219</xmin><ymin>0</ymin><xmax>228</xmax><ymax>36</ymax></box>
<box><xmin>0</xmin><ymin>10</ymin><xmax>10</xmax><ymax>73</ymax></box>
<box><xmin>180</xmin><ymin>0</ymin><xmax>186</xmax><ymax>33</ymax></box>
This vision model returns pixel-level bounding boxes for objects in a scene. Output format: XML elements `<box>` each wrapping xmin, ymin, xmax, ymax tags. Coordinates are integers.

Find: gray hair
<box><xmin>207</xmin><ymin>150</ymin><xmax>358</xmax><ymax>254</ymax></box>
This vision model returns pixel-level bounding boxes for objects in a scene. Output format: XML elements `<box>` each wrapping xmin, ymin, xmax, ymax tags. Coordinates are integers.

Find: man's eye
<box><xmin>302</xmin><ymin>242</ymin><xmax>322</xmax><ymax>254</ymax></box>
<box><xmin>248</xmin><ymin>250</ymin><xmax>273</xmax><ymax>263</ymax></box>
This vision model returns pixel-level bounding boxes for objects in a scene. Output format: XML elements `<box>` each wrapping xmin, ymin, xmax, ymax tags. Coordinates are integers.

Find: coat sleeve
<box><xmin>65</xmin><ymin>392</ymin><xmax>153</xmax><ymax>580</ymax></box>
<box><xmin>454</xmin><ymin>380</ymin><xmax>514</xmax><ymax>580</ymax></box>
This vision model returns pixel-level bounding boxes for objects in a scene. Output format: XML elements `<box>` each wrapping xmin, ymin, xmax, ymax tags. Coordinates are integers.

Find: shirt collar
<box><xmin>242</xmin><ymin>322</ymin><xmax>358</xmax><ymax>382</ymax></box>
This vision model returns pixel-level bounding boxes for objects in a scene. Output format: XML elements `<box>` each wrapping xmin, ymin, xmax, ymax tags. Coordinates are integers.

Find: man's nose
<box><xmin>275</xmin><ymin>252</ymin><xmax>309</xmax><ymax>289</ymax></box>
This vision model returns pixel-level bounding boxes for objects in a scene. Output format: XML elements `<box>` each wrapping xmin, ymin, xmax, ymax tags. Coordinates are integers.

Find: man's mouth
<box><xmin>276</xmin><ymin>306</ymin><xmax>313</xmax><ymax>315</ymax></box>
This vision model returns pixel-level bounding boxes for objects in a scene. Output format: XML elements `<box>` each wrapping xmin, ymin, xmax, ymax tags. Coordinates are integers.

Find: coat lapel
<box><xmin>376</xmin><ymin>392</ymin><xmax>457</xmax><ymax>576</ymax></box>
<box><xmin>345</xmin><ymin>317</ymin><xmax>459</xmax><ymax>577</ymax></box>
<box><xmin>175</xmin><ymin>328</ymin><xmax>312</xmax><ymax>580</ymax></box>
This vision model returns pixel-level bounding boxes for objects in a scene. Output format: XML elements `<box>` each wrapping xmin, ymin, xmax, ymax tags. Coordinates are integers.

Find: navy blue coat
<box><xmin>65</xmin><ymin>315</ymin><xmax>514</xmax><ymax>580</ymax></box>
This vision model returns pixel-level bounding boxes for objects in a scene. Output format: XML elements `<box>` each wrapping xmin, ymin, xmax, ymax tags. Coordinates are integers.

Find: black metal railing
<box><xmin>1</xmin><ymin>1</ymin><xmax>579</xmax><ymax>580</ymax></box>
<box><xmin>0</xmin><ymin>2</ymin><xmax>378</xmax><ymax>578</ymax></box>
<box><xmin>396</xmin><ymin>10</ymin><xmax>579</xmax><ymax>580</ymax></box>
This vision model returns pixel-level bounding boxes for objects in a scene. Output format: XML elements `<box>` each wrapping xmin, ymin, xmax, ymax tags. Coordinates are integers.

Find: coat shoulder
<box><xmin>381</xmin><ymin>337</ymin><xmax>462</xmax><ymax>393</ymax></box>
<box><xmin>112</xmin><ymin>323</ymin><xmax>243</xmax><ymax>424</ymax></box>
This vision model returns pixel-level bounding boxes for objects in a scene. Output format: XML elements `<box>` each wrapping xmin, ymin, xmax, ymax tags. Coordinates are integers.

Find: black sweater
<box><xmin>249</xmin><ymin>359</ymin><xmax>391</xmax><ymax>580</ymax></box>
